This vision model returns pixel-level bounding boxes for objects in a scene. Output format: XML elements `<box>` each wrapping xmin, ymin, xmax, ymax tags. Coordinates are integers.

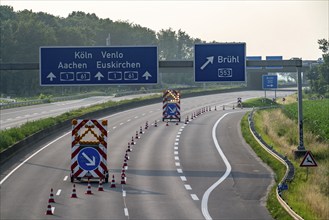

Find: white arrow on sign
<box><xmin>82</xmin><ymin>152</ymin><xmax>96</xmax><ymax>166</ymax></box>
<box><xmin>95</xmin><ymin>72</ymin><xmax>104</xmax><ymax>81</ymax></box>
<box><xmin>200</xmin><ymin>56</ymin><xmax>214</xmax><ymax>70</ymax></box>
<box><xmin>47</xmin><ymin>72</ymin><xmax>56</xmax><ymax>81</ymax></box>
<box><xmin>142</xmin><ymin>71</ymin><xmax>152</xmax><ymax>80</ymax></box>
<box><xmin>168</xmin><ymin>106</ymin><xmax>176</xmax><ymax>113</ymax></box>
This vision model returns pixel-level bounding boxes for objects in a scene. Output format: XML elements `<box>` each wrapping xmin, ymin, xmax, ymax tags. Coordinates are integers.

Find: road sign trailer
<box><xmin>162</xmin><ymin>90</ymin><xmax>181</xmax><ymax>122</ymax></box>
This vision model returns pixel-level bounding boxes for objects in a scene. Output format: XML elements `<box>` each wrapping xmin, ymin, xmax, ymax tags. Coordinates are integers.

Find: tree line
<box><xmin>0</xmin><ymin>6</ymin><xmax>206</xmax><ymax>97</ymax></box>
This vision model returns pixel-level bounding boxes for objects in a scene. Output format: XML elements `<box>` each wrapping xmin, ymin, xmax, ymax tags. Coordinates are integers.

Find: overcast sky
<box><xmin>2</xmin><ymin>0</ymin><xmax>328</xmax><ymax>60</ymax></box>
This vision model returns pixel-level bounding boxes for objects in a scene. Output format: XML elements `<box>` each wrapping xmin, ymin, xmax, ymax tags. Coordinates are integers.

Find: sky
<box><xmin>2</xmin><ymin>0</ymin><xmax>328</xmax><ymax>60</ymax></box>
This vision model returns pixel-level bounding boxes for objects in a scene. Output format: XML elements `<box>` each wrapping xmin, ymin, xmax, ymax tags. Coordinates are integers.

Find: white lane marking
<box><xmin>56</xmin><ymin>189</ymin><xmax>61</xmax><ymax>196</ymax></box>
<box><xmin>174</xmin><ymin>142</ymin><xmax>179</xmax><ymax>146</ymax></box>
<box><xmin>175</xmin><ymin>162</ymin><xmax>180</xmax><ymax>166</ymax></box>
<box><xmin>134</xmin><ymin>116</ymin><xmax>138</xmax><ymax>119</ymax></box>
<box><xmin>201</xmin><ymin>113</ymin><xmax>232</xmax><ymax>220</ymax></box>
<box><xmin>175</xmin><ymin>138</ymin><xmax>179</xmax><ymax>141</ymax></box>
<box><xmin>185</xmin><ymin>184</ymin><xmax>192</xmax><ymax>190</ymax></box>
<box><xmin>142</xmin><ymin>113</ymin><xmax>146</xmax><ymax>116</ymax></box>
<box><xmin>51</xmin><ymin>207</ymin><xmax>55</xmax><ymax>214</ymax></box>
<box><xmin>178</xmin><ymin>132</ymin><xmax>182</xmax><ymax>135</ymax></box>
<box><xmin>127</xmin><ymin>119</ymin><xmax>131</xmax><ymax>122</ymax></box>
<box><xmin>191</xmin><ymin>194</ymin><xmax>199</xmax><ymax>200</ymax></box>
<box><xmin>63</xmin><ymin>176</ymin><xmax>68</xmax><ymax>181</ymax></box>
<box><xmin>180</xmin><ymin>176</ymin><xmax>187</xmax><ymax>181</ymax></box>
<box><xmin>119</xmin><ymin>122</ymin><xmax>124</xmax><ymax>125</ymax></box>
<box><xmin>124</xmin><ymin>208</ymin><xmax>129</xmax><ymax>216</ymax></box>
<box><xmin>174</xmin><ymin>151</ymin><xmax>179</xmax><ymax>155</ymax></box>
<box><xmin>123</xmin><ymin>190</ymin><xmax>126</xmax><ymax>197</ymax></box>
<box><xmin>179</xmin><ymin>129</ymin><xmax>183</xmax><ymax>132</ymax></box>
<box><xmin>174</xmin><ymin>156</ymin><xmax>180</xmax><ymax>160</ymax></box>
<box><xmin>174</xmin><ymin>147</ymin><xmax>178</xmax><ymax>150</ymax></box>
<box><xmin>0</xmin><ymin>107</ymin><xmax>144</xmax><ymax>185</ymax></box>
<box><xmin>177</xmin><ymin>168</ymin><xmax>183</xmax><ymax>173</ymax></box>
<box><xmin>113</xmin><ymin>126</ymin><xmax>117</xmax><ymax>129</ymax></box>
<box><xmin>176</xmin><ymin>135</ymin><xmax>180</xmax><ymax>138</ymax></box>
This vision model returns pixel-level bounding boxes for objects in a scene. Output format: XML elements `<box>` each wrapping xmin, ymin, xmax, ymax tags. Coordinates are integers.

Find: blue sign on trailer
<box><xmin>194</xmin><ymin>43</ymin><xmax>246</xmax><ymax>82</ymax></box>
<box><xmin>40</xmin><ymin>46</ymin><xmax>158</xmax><ymax>85</ymax></box>
<box><xmin>262</xmin><ymin>75</ymin><xmax>278</xmax><ymax>89</ymax></box>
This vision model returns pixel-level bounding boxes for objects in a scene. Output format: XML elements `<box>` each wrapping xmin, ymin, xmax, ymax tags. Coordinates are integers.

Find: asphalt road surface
<box><xmin>0</xmin><ymin>94</ymin><xmax>156</xmax><ymax>130</ymax></box>
<box><xmin>1</xmin><ymin>90</ymin><xmax>290</xmax><ymax>219</ymax></box>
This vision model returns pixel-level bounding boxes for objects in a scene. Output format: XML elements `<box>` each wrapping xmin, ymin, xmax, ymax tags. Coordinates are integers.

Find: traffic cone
<box><xmin>154</xmin><ymin>120</ymin><xmax>158</xmax><ymax>127</ymax></box>
<box><xmin>176</xmin><ymin>121</ymin><xmax>179</xmax><ymax>125</ymax></box>
<box><xmin>233</xmin><ymin>105</ymin><xmax>235</xmax><ymax>110</ymax></box>
<box><xmin>123</xmin><ymin>159</ymin><xmax>128</xmax><ymax>170</ymax></box>
<box><xmin>127</xmin><ymin>142</ymin><xmax>132</xmax><ymax>152</ymax></box>
<box><xmin>131</xmin><ymin>136</ymin><xmax>135</xmax><ymax>145</ymax></box>
<box><xmin>166</xmin><ymin>121</ymin><xmax>169</xmax><ymax>126</ymax></box>
<box><xmin>223</xmin><ymin>105</ymin><xmax>225</xmax><ymax>110</ymax></box>
<box><xmin>135</xmin><ymin>131</ymin><xmax>139</xmax><ymax>139</ymax></box>
<box><xmin>121</xmin><ymin>172</ymin><xmax>126</xmax><ymax>184</ymax></box>
<box><xmin>209</xmin><ymin>106</ymin><xmax>212</xmax><ymax>111</ymax></box>
<box><xmin>215</xmin><ymin>106</ymin><xmax>217</xmax><ymax>111</ymax></box>
<box><xmin>85</xmin><ymin>179</ymin><xmax>93</xmax><ymax>195</ymax></box>
<box><xmin>110</xmin><ymin>175</ymin><xmax>116</xmax><ymax>188</ymax></box>
<box><xmin>45</xmin><ymin>203</ymin><xmax>53</xmax><ymax>215</ymax></box>
<box><xmin>145</xmin><ymin>121</ymin><xmax>148</xmax><ymax>129</ymax></box>
<box><xmin>125</xmin><ymin>152</ymin><xmax>129</xmax><ymax>160</ymax></box>
<box><xmin>98</xmin><ymin>179</ymin><xmax>104</xmax><ymax>191</ymax></box>
<box><xmin>139</xmin><ymin>126</ymin><xmax>143</xmax><ymax>134</ymax></box>
<box><xmin>71</xmin><ymin>184</ymin><xmax>78</xmax><ymax>198</ymax></box>
<box><xmin>48</xmin><ymin>188</ymin><xmax>55</xmax><ymax>203</ymax></box>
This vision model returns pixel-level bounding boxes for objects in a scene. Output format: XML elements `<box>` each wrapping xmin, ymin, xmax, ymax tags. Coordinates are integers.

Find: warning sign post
<box><xmin>162</xmin><ymin>90</ymin><xmax>181</xmax><ymax>122</ymax></box>
<box><xmin>71</xmin><ymin>119</ymin><xmax>109</xmax><ymax>182</ymax></box>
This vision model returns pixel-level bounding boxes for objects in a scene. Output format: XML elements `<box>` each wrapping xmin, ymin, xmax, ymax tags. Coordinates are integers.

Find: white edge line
<box><xmin>0</xmin><ymin>108</ymin><xmax>140</xmax><ymax>185</ymax></box>
<box><xmin>0</xmin><ymin>132</ymin><xmax>69</xmax><ymax>185</ymax></box>
<box><xmin>201</xmin><ymin>112</ymin><xmax>232</xmax><ymax>220</ymax></box>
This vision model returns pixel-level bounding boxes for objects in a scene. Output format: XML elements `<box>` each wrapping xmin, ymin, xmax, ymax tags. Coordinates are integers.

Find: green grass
<box><xmin>242</xmin><ymin>98</ymin><xmax>279</xmax><ymax>108</ymax></box>
<box><xmin>240</xmin><ymin>114</ymin><xmax>292</xmax><ymax>220</ymax></box>
<box><xmin>283</xmin><ymin>99</ymin><xmax>329</xmax><ymax>141</ymax></box>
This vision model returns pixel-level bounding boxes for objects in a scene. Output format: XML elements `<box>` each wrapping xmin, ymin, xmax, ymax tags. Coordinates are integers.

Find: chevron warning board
<box><xmin>71</xmin><ymin>119</ymin><xmax>108</xmax><ymax>182</ymax></box>
<box><xmin>163</xmin><ymin>90</ymin><xmax>181</xmax><ymax>122</ymax></box>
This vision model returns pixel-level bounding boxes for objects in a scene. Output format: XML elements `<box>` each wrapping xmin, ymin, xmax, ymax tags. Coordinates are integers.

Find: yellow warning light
<box><xmin>72</xmin><ymin>119</ymin><xmax>78</xmax><ymax>125</ymax></box>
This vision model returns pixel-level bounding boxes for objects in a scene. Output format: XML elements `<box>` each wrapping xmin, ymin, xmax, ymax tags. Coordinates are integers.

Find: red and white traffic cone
<box><xmin>127</xmin><ymin>142</ymin><xmax>132</xmax><ymax>152</ymax></box>
<box><xmin>233</xmin><ymin>105</ymin><xmax>235</xmax><ymax>110</ymax></box>
<box><xmin>176</xmin><ymin>121</ymin><xmax>179</xmax><ymax>125</ymax></box>
<box><xmin>154</xmin><ymin>120</ymin><xmax>158</xmax><ymax>127</ymax></box>
<box><xmin>48</xmin><ymin>188</ymin><xmax>55</xmax><ymax>203</ymax></box>
<box><xmin>131</xmin><ymin>136</ymin><xmax>135</xmax><ymax>145</ymax></box>
<box><xmin>110</xmin><ymin>175</ymin><xmax>116</xmax><ymax>188</ymax></box>
<box><xmin>215</xmin><ymin>106</ymin><xmax>217</xmax><ymax>111</ymax></box>
<box><xmin>139</xmin><ymin>126</ymin><xmax>143</xmax><ymax>134</ymax></box>
<box><xmin>85</xmin><ymin>179</ymin><xmax>93</xmax><ymax>195</ymax></box>
<box><xmin>45</xmin><ymin>202</ymin><xmax>53</xmax><ymax>215</ymax></box>
<box><xmin>135</xmin><ymin>131</ymin><xmax>139</xmax><ymax>139</ymax></box>
<box><xmin>98</xmin><ymin>179</ymin><xmax>104</xmax><ymax>191</ymax></box>
<box><xmin>125</xmin><ymin>152</ymin><xmax>129</xmax><ymax>160</ymax></box>
<box><xmin>121</xmin><ymin>172</ymin><xmax>126</xmax><ymax>184</ymax></box>
<box><xmin>209</xmin><ymin>106</ymin><xmax>212</xmax><ymax>111</ymax></box>
<box><xmin>123</xmin><ymin>159</ymin><xmax>128</xmax><ymax>170</ymax></box>
<box><xmin>223</xmin><ymin>105</ymin><xmax>225</xmax><ymax>110</ymax></box>
<box><xmin>166</xmin><ymin>121</ymin><xmax>169</xmax><ymax>126</ymax></box>
<box><xmin>71</xmin><ymin>184</ymin><xmax>78</xmax><ymax>198</ymax></box>
<box><xmin>145</xmin><ymin>121</ymin><xmax>149</xmax><ymax>129</ymax></box>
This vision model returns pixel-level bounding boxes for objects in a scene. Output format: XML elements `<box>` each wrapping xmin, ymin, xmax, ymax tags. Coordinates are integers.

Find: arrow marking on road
<box><xmin>200</xmin><ymin>56</ymin><xmax>214</xmax><ymax>70</ymax></box>
<box><xmin>142</xmin><ymin>71</ymin><xmax>152</xmax><ymax>80</ymax></box>
<box><xmin>47</xmin><ymin>72</ymin><xmax>56</xmax><ymax>81</ymax></box>
<box><xmin>82</xmin><ymin>152</ymin><xmax>96</xmax><ymax>166</ymax></box>
<box><xmin>95</xmin><ymin>72</ymin><xmax>104</xmax><ymax>80</ymax></box>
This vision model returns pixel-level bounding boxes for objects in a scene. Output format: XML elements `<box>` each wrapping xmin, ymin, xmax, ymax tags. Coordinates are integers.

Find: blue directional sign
<box><xmin>262</xmin><ymin>75</ymin><xmax>278</xmax><ymax>89</ymax></box>
<box><xmin>246</xmin><ymin>56</ymin><xmax>262</xmax><ymax>69</ymax></box>
<box><xmin>266</xmin><ymin>56</ymin><xmax>283</xmax><ymax>69</ymax></box>
<box><xmin>40</xmin><ymin>46</ymin><xmax>158</xmax><ymax>85</ymax></box>
<box><xmin>77</xmin><ymin>147</ymin><xmax>101</xmax><ymax>171</ymax></box>
<box><xmin>166</xmin><ymin>103</ymin><xmax>178</xmax><ymax>116</ymax></box>
<box><xmin>194</xmin><ymin>43</ymin><xmax>246</xmax><ymax>82</ymax></box>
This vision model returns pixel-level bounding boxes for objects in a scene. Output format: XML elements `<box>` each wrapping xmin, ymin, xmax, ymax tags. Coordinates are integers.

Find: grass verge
<box><xmin>240</xmin><ymin>113</ymin><xmax>293</xmax><ymax>220</ymax></box>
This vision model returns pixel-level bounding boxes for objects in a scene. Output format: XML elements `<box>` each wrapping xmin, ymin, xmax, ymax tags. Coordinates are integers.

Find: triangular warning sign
<box><xmin>300</xmin><ymin>151</ymin><xmax>317</xmax><ymax>167</ymax></box>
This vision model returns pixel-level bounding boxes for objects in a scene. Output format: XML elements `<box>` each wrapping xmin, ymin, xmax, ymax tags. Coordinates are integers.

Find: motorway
<box><xmin>0</xmin><ymin>90</ymin><xmax>291</xmax><ymax>219</ymax></box>
<box><xmin>0</xmin><ymin>94</ymin><xmax>156</xmax><ymax>130</ymax></box>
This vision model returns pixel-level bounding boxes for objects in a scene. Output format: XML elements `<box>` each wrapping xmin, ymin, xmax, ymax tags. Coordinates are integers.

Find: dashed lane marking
<box><xmin>180</xmin><ymin>176</ymin><xmax>187</xmax><ymax>181</ymax></box>
<box><xmin>63</xmin><ymin>176</ymin><xmax>68</xmax><ymax>181</ymax></box>
<box><xmin>185</xmin><ymin>184</ymin><xmax>192</xmax><ymax>190</ymax></box>
<box><xmin>191</xmin><ymin>194</ymin><xmax>199</xmax><ymax>200</ymax></box>
<box><xmin>177</xmin><ymin>168</ymin><xmax>183</xmax><ymax>173</ymax></box>
<box><xmin>56</xmin><ymin>189</ymin><xmax>61</xmax><ymax>196</ymax></box>
<box><xmin>174</xmin><ymin>156</ymin><xmax>180</xmax><ymax>161</ymax></box>
<box><xmin>175</xmin><ymin>162</ymin><xmax>180</xmax><ymax>166</ymax></box>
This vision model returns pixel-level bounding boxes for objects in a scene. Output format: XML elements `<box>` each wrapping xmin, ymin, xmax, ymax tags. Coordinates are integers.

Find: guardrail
<box><xmin>248</xmin><ymin>107</ymin><xmax>303</xmax><ymax>220</ymax></box>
